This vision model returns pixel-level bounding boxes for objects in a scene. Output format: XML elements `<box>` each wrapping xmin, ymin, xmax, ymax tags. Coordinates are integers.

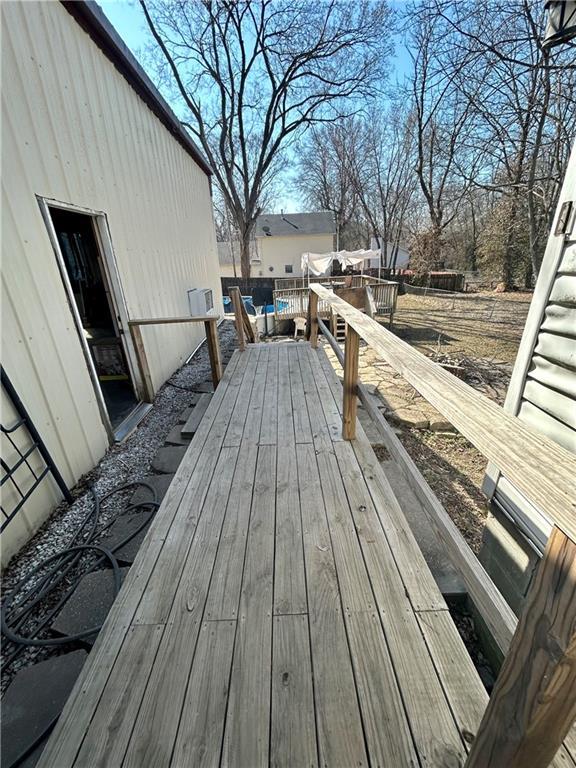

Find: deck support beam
<box><xmin>465</xmin><ymin>525</ymin><xmax>576</xmax><ymax>768</ymax></box>
<box><xmin>342</xmin><ymin>324</ymin><xmax>359</xmax><ymax>440</ymax></box>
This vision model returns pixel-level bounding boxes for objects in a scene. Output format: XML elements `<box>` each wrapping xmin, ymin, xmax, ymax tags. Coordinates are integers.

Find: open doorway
<box><xmin>47</xmin><ymin>207</ymin><xmax>139</xmax><ymax>432</ymax></box>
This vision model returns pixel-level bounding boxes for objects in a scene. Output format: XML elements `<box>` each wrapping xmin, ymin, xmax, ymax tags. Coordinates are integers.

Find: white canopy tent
<box><xmin>301</xmin><ymin>249</ymin><xmax>380</xmax><ymax>279</ymax></box>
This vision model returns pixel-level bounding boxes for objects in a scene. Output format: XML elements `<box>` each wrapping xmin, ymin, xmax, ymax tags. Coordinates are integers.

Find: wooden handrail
<box><xmin>128</xmin><ymin>316</ymin><xmax>216</xmax><ymax>325</ymax></box>
<box><xmin>310</xmin><ymin>284</ymin><xmax>576</xmax><ymax>542</ymax></box>
<box><xmin>128</xmin><ymin>315</ymin><xmax>222</xmax><ymax>401</ymax></box>
<box><xmin>311</xmin><ymin>284</ymin><xmax>576</xmax><ymax>766</ymax></box>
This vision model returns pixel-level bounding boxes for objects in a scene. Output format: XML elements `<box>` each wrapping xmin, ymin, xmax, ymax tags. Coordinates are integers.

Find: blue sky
<box><xmin>100</xmin><ymin>0</ymin><xmax>412</xmax><ymax>212</ymax></box>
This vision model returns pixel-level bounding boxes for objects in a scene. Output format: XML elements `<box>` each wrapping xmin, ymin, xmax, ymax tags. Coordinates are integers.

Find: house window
<box><xmin>285</xmin><ymin>264</ymin><xmax>293</xmax><ymax>274</ymax></box>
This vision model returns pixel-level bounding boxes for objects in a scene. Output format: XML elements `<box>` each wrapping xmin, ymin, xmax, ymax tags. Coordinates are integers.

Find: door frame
<box><xmin>37</xmin><ymin>196</ymin><xmax>145</xmax><ymax>441</ymax></box>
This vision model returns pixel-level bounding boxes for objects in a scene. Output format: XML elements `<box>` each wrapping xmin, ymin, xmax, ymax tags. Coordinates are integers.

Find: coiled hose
<box><xmin>1</xmin><ymin>481</ymin><xmax>160</xmax><ymax>768</ymax></box>
<box><xmin>1</xmin><ymin>481</ymin><xmax>158</xmax><ymax>659</ymax></box>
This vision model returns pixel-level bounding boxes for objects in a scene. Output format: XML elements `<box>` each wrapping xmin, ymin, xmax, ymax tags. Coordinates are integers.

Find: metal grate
<box><xmin>1</xmin><ymin>367</ymin><xmax>72</xmax><ymax>532</ymax></box>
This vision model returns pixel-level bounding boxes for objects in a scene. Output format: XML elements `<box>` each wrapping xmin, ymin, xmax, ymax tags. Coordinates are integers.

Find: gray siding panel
<box><xmin>534</xmin><ymin>331</ymin><xmax>576</xmax><ymax>369</ymax></box>
<box><xmin>540</xmin><ymin>303</ymin><xmax>576</xmax><ymax>336</ymax></box>
<box><xmin>528</xmin><ymin>355</ymin><xmax>576</xmax><ymax>399</ymax></box>
<box><xmin>558</xmin><ymin>243</ymin><xmax>576</xmax><ymax>274</ymax></box>
<box><xmin>549</xmin><ymin>273</ymin><xmax>576</xmax><ymax>304</ymax></box>
<box><xmin>522</xmin><ymin>379</ymin><xmax>576</xmax><ymax>429</ymax></box>
<box><xmin>517</xmin><ymin>401</ymin><xmax>575</xmax><ymax>453</ymax></box>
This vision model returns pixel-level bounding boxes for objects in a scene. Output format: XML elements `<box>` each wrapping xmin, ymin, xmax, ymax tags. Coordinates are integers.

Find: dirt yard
<box><xmin>394</xmin><ymin>289</ymin><xmax>532</xmax><ymax>364</ymax></box>
<box><xmin>368</xmin><ymin>289</ymin><xmax>532</xmax><ymax>552</ymax></box>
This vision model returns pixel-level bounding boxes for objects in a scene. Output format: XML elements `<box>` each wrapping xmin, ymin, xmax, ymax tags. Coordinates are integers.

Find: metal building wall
<box><xmin>1</xmin><ymin>2</ymin><xmax>221</xmax><ymax>566</ymax></box>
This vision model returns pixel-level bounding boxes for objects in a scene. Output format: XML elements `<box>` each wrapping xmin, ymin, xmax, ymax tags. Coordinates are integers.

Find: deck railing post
<box><xmin>308</xmin><ymin>290</ymin><xmax>319</xmax><ymax>348</ymax></box>
<box><xmin>465</xmin><ymin>525</ymin><xmax>576</xmax><ymax>768</ymax></box>
<box><xmin>342</xmin><ymin>322</ymin><xmax>359</xmax><ymax>440</ymax></box>
<box><xmin>229</xmin><ymin>287</ymin><xmax>246</xmax><ymax>351</ymax></box>
<box><xmin>204</xmin><ymin>319</ymin><xmax>223</xmax><ymax>388</ymax></box>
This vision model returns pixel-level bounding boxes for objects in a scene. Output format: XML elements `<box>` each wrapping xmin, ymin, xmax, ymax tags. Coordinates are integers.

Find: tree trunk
<box><xmin>501</xmin><ymin>195</ymin><xmax>518</xmax><ymax>290</ymax></box>
<box><xmin>239</xmin><ymin>229</ymin><xmax>252</xmax><ymax>280</ymax></box>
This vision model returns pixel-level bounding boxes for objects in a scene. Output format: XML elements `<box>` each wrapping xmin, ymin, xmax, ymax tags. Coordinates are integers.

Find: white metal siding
<box><xmin>1</xmin><ymin>2</ymin><xmax>221</xmax><ymax>565</ymax></box>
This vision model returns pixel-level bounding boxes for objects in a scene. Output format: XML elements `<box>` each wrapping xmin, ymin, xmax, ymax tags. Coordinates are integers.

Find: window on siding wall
<box><xmin>285</xmin><ymin>264</ymin><xmax>293</xmax><ymax>274</ymax></box>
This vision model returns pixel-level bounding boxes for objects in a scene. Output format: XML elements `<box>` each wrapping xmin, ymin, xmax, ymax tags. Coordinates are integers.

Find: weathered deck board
<box><xmin>171</xmin><ymin>620</ymin><xmax>236</xmax><ymax>768</ymax></box>
<box><xmin>296</xmin><ymin>442</ymin><xmax>369</xmax><ymax>767</ymax></box>
<box><xmin>271</xmin><ymin>614</ymin><xmax>317</xmax><ymax>768</ymax></box>
<box><xmin>274</xmin><ymin>443</ymin><xmax>307</xmax><ymax>615</ymax></box>
<box><xmin>221</xmin><ymin>448</ymin><xmax>276</xmax><ymax>768</ymax></box>
<box><xmin>38</xmin><ymin>342</ymin><xmax>502</xmax><ymax>768</ymax></box>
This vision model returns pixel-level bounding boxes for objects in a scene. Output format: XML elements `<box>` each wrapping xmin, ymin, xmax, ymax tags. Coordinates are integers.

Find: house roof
<box><xmin>61</xmin><ymin>1</ymin><xmax>212</xmax><ymax>177</ymax></box>
<box><xmin>256</xmin><ymin>212</ymin><xmax>335</xmax><ymax>238</ymax></box>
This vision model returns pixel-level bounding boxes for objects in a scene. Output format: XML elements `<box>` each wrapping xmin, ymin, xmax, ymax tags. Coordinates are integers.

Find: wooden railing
<box><xmin>308</xmin><ymin>283</ymin><xmax>576</xmax><ymax>767</ymax></box>
<box><xmin>128</xmin><ymin>315</ymin><xmax>222</xmax><ymax>402</ymax></box>
<box><xmin>272</xmin><ymin>287</ymin><xmax>333</xmax><ymax>320</ymax></box>
<box><xmin>274</xmin><ymin>274</ymin><xmax>397</xmax><ymax>290</ymax></box>
<box><xmin>274</xmin><ymin>281</ymin><xmax>399</xmax><ymax>322</ymax></box>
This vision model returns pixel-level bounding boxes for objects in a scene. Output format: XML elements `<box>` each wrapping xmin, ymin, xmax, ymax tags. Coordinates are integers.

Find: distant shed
<box><xmin>1</xmin><ymin>1</ymin><xmax>221</xmax><ymax>565</ymax></box>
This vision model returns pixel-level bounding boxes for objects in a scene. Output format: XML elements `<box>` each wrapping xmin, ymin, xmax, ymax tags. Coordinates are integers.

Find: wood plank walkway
<box><xmin>38</xmin><ymin>342</ymin><xmax>490</xmax><ymax>768</ymax></box>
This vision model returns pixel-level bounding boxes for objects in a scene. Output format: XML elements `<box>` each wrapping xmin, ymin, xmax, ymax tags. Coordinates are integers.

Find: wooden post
<box><xmin>342</xmin><ymin>323</ymin><xmax>359</xmax><ymax>440</ymax></box>
<box><xmin>465</xmin><ymin>525</ymin><xmax>576</xmax><ymax>768</ymax></box>
<box><xmin>308</xmin><ymin>291</ymin><xmax>319</xmax><ymax>348</ymax></box>
<box><xmin>229</xmin><ymin>287</ymin><xmax>246</xmax><ymax>351</ymax></box>
<box><xmin>364</xmin><ymin>286</ymin><xmax>376</xmax><ymax>319</ymax></box>
<box><xmin>129</xmin><ymin>323</ymin><xmax>154</xmax><ymax>403</ymax></box>
<box><xmin>204</xmin><ymin>319</ymin><xmax>222</xmax><ymax>388</ymax></box>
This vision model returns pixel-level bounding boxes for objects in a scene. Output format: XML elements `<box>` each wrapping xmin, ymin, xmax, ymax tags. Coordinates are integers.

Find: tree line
<box><xmin>142</xmin><ymin>0</ymin><xmax>576</xmax><ymax>287</ymax></box>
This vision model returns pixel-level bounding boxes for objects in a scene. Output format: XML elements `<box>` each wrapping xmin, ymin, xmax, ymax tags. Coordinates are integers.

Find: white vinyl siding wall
<box><xmin>1</xmin><ymin>1</ymin><xmax>221</xmax><ymax>565</ymax></box>
<box><xmin>255</xmin><ymin>233</ymin><xmax>335</xmax><ymax>277</ymax></box>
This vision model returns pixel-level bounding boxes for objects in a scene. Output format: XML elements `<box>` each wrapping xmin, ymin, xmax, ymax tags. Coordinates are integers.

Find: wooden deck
<box><xmin>38</xmin><ymin>342</ymin><xmax>490</xmax><ymax>768</ymax></box>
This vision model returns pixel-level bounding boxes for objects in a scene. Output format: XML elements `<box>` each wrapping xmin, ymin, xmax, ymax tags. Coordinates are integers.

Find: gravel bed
<box><xmin>1</xmin><ymin>321</ymin><xmax>236</xmax><ymax>695</ymax></box>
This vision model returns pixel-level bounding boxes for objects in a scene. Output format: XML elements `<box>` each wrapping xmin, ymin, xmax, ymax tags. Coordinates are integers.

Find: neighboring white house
<box><xmin>218</xmin><ymin>241</ymin><xmax>254</xmax><ymax>278</ymax></box>
<box><xmin>252</xmin><ymin>212</ymin><xmax>335</xmax><ymax>277</ymax></box>
<box><xmin>368</xmin><ymin>237</ymin><xmax>410</xmax><ymax>270</ymax></box>
<box><xmin>1</xmin><ymin>1</ymin><xmax>222</xmax><ymax>565</ymax></box>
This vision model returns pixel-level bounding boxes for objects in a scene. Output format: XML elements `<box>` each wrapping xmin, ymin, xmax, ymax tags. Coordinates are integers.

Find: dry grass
<box><xmin>394</xmin><ymin>290</ymin><xmax>531</xmax><ymax>364</ymax></box>
<box><xmin>398</xmin><ymin>428</ymin><xmax>489</xmax><ymax>554</ymax></box>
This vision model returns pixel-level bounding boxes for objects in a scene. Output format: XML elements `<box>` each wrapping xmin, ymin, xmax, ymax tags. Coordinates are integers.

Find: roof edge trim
<box><xmin>61</xmin><ymin>0</ymin><xmax>212</xmax><ymax>177</ymax></box>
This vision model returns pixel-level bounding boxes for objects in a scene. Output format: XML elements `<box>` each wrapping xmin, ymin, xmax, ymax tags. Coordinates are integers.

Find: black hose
<box><xmin>1</xmin><ymin>481</ymin><xmax>158</xmax><ymax>663</ymax></box>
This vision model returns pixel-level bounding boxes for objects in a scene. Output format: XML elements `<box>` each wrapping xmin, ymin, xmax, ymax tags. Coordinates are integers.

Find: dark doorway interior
<box><xmin>49</xmin><ymin>208</ymin><xmax>138</xmax><ymax>429</ymax></box>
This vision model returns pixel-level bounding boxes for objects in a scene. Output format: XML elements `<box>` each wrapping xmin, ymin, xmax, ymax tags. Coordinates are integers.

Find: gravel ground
<box><xmin>1</xmin><ymin>321</ymin><xmax>236</xmax><ymax>695</ymax></box>
<box><xmin>448</xmin><ymin>598</ymin><xmax>496</xmax><ymax>693</ymax></box>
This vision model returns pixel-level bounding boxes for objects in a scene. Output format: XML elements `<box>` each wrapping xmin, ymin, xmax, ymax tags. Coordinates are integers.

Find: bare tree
<box><xmin>407</xmin><ymin>3</ymin><xmax>486</xmax><ymax>272</ymax></box>
<box><xmin>141</xmin><ymin>0</ymin><xmax>392</xmax><ymax>278</ymax></box>
<box><xmin>348</xmin><ymin>107</ymin><xmax>416</xmax><ymax>272</ymax></box>
<box><xmin>425</xmin><ymin>0</ymin><xmax>576</xmax><ymax>284</ymax></box>
<box><xmin>295</xmin><ymin>118</ymin><xmax>364</xmax><ymax>250</ymax></box>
